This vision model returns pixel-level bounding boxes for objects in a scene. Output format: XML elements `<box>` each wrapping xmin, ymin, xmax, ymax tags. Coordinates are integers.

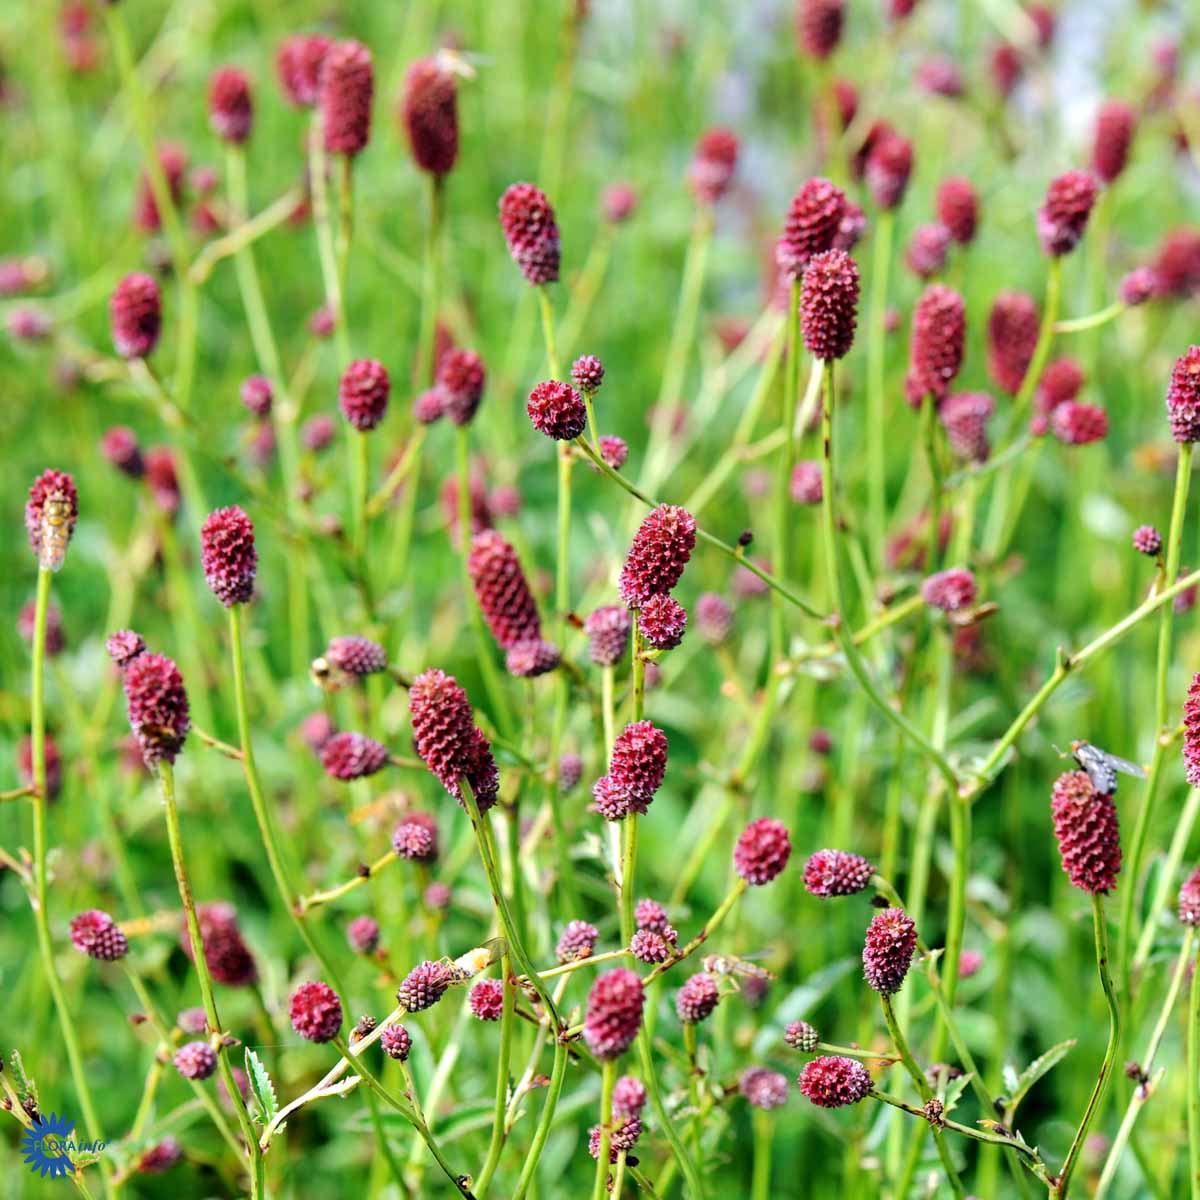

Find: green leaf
<box><xmin>1005</xmin><ymin>1039</ymin><xmax>1076</xmax><ymax>1117</ymax></box>
<box><xmin>942</xmin><ymin>1072</ymin><xmax>973</xmax><ymax>1115</ymax></box>
<box><xmin>244</xmin><ymin>1047</ymin><xmax>278</xmax><ymax>1124</ymax></box>
<box><xmin>9</xmin><ymin>1049</ymin><xmax>38</xmax><ymax>1112</ymax></box>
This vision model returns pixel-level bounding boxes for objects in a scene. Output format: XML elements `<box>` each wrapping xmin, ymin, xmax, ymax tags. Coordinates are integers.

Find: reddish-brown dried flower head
<box><xmin>584</xmin><ymin>968</ymin><xmax>645</xmax><ymax>1058</ymax></box>
<box><xmin>608</xmin><ymin>720</ymin><xmax>668</xmax><ymax>814</ymax></box>
<box><xmin>687</xmin><ymin>127</ymin><xmax>739</xmax><ymax>204</ymax></box>
<box><xmin>619</xmin><ymin>504</ymin><xmax>697</xmax><ymax>607</ymax></box>
<box><xmin>101</xmin><ymin>426</ymin><xmax>144</xmax><ymax>478</ymax></box>
<box><xmin>734</xmin><ymin>817</ymin><xmax>792</xmax><ymax>885</ymax></box>
<box><xmin>638</xmin><ymin>593</ymin><xmax>687</xmax><ymax>650</ymax></box>
<box><xmin>1179</xmin><ymin>866</ymin><xmax>1200</xmax><ymax>926</ymax></box>
<box><xmin>70</xmin><ymin>909</ymin><xmax>128</xmax><ymax>960</ymax></box>
<box><xmin>320</xmin><ymin>732</ymin><xmax>388</xmax><ymax>781</ymax></box>
<box><xmin>865</xmin><ymin>133</ymin><xmax>914</xmax><ymax>210</ymax></box>
<box><xmin>800</xmin><ymin>1056</ymin><xmax>872</xmax><ymax>1107</ymax></box>
<box><xmin>499</xmin><ymin>182</ymin><xmax>560</xmax><ymax>285</ymax></box>
<box><xmin>940</xmin><ymin>392</ymin><xmax>994</xmax><ymax>463</ymax></box>
<box><xmin>1132</xmin><ymin>525</ymin><xmax>1162</xmax><ymax>557</ymax></box>
<box><xmin>987</xmin><ymin>291</ymin><xmax>1038</xmax><ymax>395</ymax></box>
<box><xmin>557</xmin><ymin>919</ymin><xmax>599</xmax><ymax>963</ymax></box>
<box><xmin>397</xmin><ymin>960</ymin><xmax>454</xmax><ymax>1012</ymax></box>
<box><xmin>921</xmin><ymin>567</ymin><xmax>977</xmax><ymax>612</ymax></box>
<box><xmin>1185</xmin><ymin>674</ymin><xmax>1200</xmax><ymax>786</ymax></box>
<box><xmin>437</xmin><ymin>348</ymin><xmax>485</xmax><ymax>426</ymax></box>
<box><xmin>741</xmin><ymin>1067</ymin><xmax>789</xmax><ymax>1110</ymax></box>
<box><xmin>401</xmin><ymin>57</ymin><xmax>458</xmax><ymax>176</ymax></box>
<box><xmin>381</xmin><ymin>1024</ymin><xmax>412</xmax><ymax>1060</ymax></box>
<box><xmin>110</xmin><ymin>272</ymin><xmax>161</xmax><ymax>359</ymax></box>
<box><xmin>339</xmin><ymin>359</ymin><xmax>390</xmax><ymax>431</ymax></box>
<box><xmin>326</xmin><ymin>635</ymin><xmax>387</xmax><ymax>677</ymax></box>
<box><xmin>613</xmin><ymin>1075</ymin><xmax>647</xmax><ymax>1119</ymax></box>
<box><xmin>290</xmin><ymin>980</ymin><xmax>343</xmax><ymax>1042</ymax></box>
<box><xmin>571</xmin><ymin>354</ymin><xmax>604</xmax><ymax>394</ymax></box>
<box><xmin>25</xmin><ymin>468</ymin><xmax>78</xmax><ymax>571</ymax></box>
<box><xmin>321</xmin><ymin>40</ymin><xmax>374</xmax><ymax>157</ymax></box>
<box><xmin>800</xmin><ymin>249</ymin><xmax>859</xmax><ymax>360</ymax></box>
<box><xmin>106</xmin><ymin>629</ymin><xmax>146</xmax><ymax>670</ymax></box>
<box><xmin>863</xmin><ymin>906</ymin><xmax>918</xmax><ymax>994</ymax></box>
<box><xmin>796</xmin><ymin>0</ymin><xmax>844</xmax><ymax>59</ymax></box>
<box><xmin>200</xmin><ymin>506</ymin><xmax>257</xmax><ymax>607</ymax></box>
<box><xmin>585</xmin><ymin>605</ymin><xmax>632</xmax><ymax>666</ymax></box>
<box><xmin>784</xmin><ymin>1020</ymin><xmax>819</xmax><ymax>1052</ymax></box>
<box><xmin>469</xmin><ymin>978</ymin><xmax>505</xmax><ymax>1021</ymax></box>
<box><xmin>276</xmin><ymin>34</ymin><xmax>330</xmax><ymax>107</ymax></box>
<box><xmin>1091</xmin><ymin>100</ymin><xmax>1135</xmax><ymax>184</ymax></box>
<box><xmin>936</xmin><ymin>177</ymin><xmax>978</xmax><ymax>245</ymax></box>
<box><xmin>209</xmin><ymin>67</ymin><xmax>253</xmax><ymax>143</ymax></box>
<box><xmin>409</xmin><ymin>668</ymin><xmax>499</xmax><ymax>811</ymax></box>
<box><xmin>695</xmin><ymin>592</ymin><xmax>733</xmax><ymax>646</ymax></box>
<box><xmin>776</xmin><ymin>177</ymin><xmax>848</xmax><ymax>281</ymax></box>
<box><xmin>468</xmin><ymin>530</ymin><xmax>543</xmax><ymax>650</ymax></box>
<box><xmin>1051</xmin><ymin>401</ymin><xmax>1108</xmax><ymax>446</ymax></box>
<box><xmin>1051</xmin><ymin>770</ymin><xmax>1122</xmax><ymax>893</ymax></box>
<box><xmin>905</xmin><ymin>223</ymin><xmax>950</xmax><ymax>279</ymax></box>
<box><xmin>187</xmin><ymin>903</ymin><xmax>257</xmax><ymax>986</ymax></box>
<box><xmin>527</xmin><ymin>379</ymin><xmax>586</xmax><ymax>440</ymax></box>
<box><xmin>346</xmin><ymin>915</ymin><xmax>380</xmax><ymax>954</ymax></box>
<box><xmin>174</xmin><ymin>1041</ymin><xmax>217</xmax><ymax>1080</ymax></box>
<box><xmin>1167</xmin><ymin>347</ymin><xmax>1200</xmax><ymax>444</ymax></box>
<box><xmin>803</xmin><ymin>849</ymin><xmax>874</xmax><ymax>897</ymax></box>
<box><xmin>1037</xmin><ymin>170</ymin><xmax>1098</xmax><ymax>257</ymax></box>
<box><xmin>676</xmin><ymin>972</ymin><xmax>720</xmax><ymax>1023</ymax></box>
<box><xmin>123</xmin><ymin>652</ymin><xmax>189</xmax><ymax>766</ymax></box>
<box><xmin>907</xmin><ymin>284</ymin><xmax>965</xmax><ymax>403</ymax></box>
<box><xmin>392</xmin><ymin>812</ymin><xmax>438</xmax><ymax>862</ymax></box>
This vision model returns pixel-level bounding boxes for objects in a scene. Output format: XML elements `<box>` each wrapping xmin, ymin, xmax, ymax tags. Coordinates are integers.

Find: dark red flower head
<box><xmin>437</xmin><ymin>348</ymin><xmax>485</xmax><ymax>426</ymax></box>
<box><xmin>326</xmin><ymin>636</ymin><xmax>387</xmax><ymax>677</ymax></box>
<box><xmin>796</xmin><ymin>0</ymin><xmax>844</xmax><ymax>59</ymax></box>
<box><xmin>776</xmin><ymin>177</ymin><xmax>849</xmax><ymax>281</ymax></box>
<box><xmin>1184</xmin><ymin>674</ymin><xmax>1200</xmax><ymax>786</ymax></box>
<box><xmin>1051</xmin><ymin>770</ymin><xmax>1122</xmax><ymax>893</ymax></box>
<box><xmin>1167</xmin><ymin>347</ymin><xmax>1200</xmax><ymax>444</ymax></box>
<box><xmin>905</xmin><ymin>223</ymin><xmax>950</xmax><ymax>279</ymax></box>
<box><xmin>1152</xmin><ymin>230</ymin><xmax>1200</xmax><ymax>299</ymax></box>
<box><xmin>320</xmin><ymin>732</ymin><xmax>389</xmax><ymax>781</ymax></box>
<box><xmin>346</xmin><ymin>915</ymin><xmax>380</xmax><ymax>954</ymax></box>
<box><xmin>276</xmin><ymin>34</ymin><xmax>330</xmax><ymax>107</ymax></box>
<box><xmin>381</xmin><ymin>1024</ymin><xmax>412</xmax><ymax>1060</ymax></box>
<box><xmin>413</xmin><ymin>389</ymin><xmax>444</xmax><ymax>424</ymax></box>
<box><xmin>585</xmin><ymin>605</ymin><xmax>632</xmax><ymax>666</ymax></box>
<box><xmin>784</xmin><ymin>1020</ymin><xmax>819</xmax><ymax>1052</ymax></box>
<box><xmin>25</xmin><ymin>468</ymin><xmax>78</xmax><ymax>570</ymax></box>
<box><xmin>1091</xmin><ymin>100</ymin><xmax>1136</xmax><ymax>184</ymax></box>
<box><xmin>803</xmin><ymin>849</ymin><xmax>874</xmax><ymax>897</ymax></box>
<box><xmin>290</xmin><ymin>980</ymin><xmax>343</xmax><ymax>1042</ymax></box>
<box><xmin>499</xmin><ymin>182</ymin><xmax>560</xmax><ymax>285</ymax></box>
<box><xmin>863</xmin><ymin>907</ymin><xmax>918</xmax><ymax>994</ymax></box>
<box><xmin>1119</xmin><ymin>267</ymin><xmax>1158</xmax><ymax>307</ymax></box>
<box><xmin>110</xmin><ymin>272</ymin><xmax>162</xmax><ymax>359</ymax></box>
<box><xmin>134</xmin><ymin>143</ymin><xmax>187</xmax><ymax>233</ymax></box>
<box><xmin>940</xmin><ymin>392</ymin><xmax>994</xmax><ymax>463</ymax></box>
<box><xmin>468</xmin><ymin>530</ymin><xmax>543</xmax><ymax>650</ymax></box>
<box><xmin>989</xmin><ymin>42</ymin><xmax>1022</xmax><ymax>98</ymax></box>
<box><xmin>1037</xmin><ymin>170</ymin><xmax>1098</xmax><ymax>257</ymax></box>
<box><xmin>321</xmin><ymin>40</ymin><xmax>374</xmax><ymax>157</ymax></box>
<box><xmin>1051</xmin><ymin>401</ymin><xmax>1108</xmax><ymax>446</ymax></box>
<box><xmin>638</xmin><ymin>594</ymin><xmax>687</xmax><ymax>650</ymax></box>
<box><xmin>469</xmin><ymin>978</ymin><xmax>504</xmax><ymax>1021</ymax></box>
<box><xmin>687</xmin><ymin>127</ymin><xmax>739</xmax><ymax>204</ymax></box>
<box><xmin>70</xmin><ymin>909</ymin><xmax>128</xmax><ymax>960</ymax></box>
<box><xmin>583</xmin><ymin>968</ymin><xmax>646</xmax><ymax>1059</ymax></box>
<box><xmin>865</xmin><ymin>134</ymin><xmax>914</xmax><ymax>210</ymax></box>
<box><xmin>571</xmin><ymin>354</ymin><xmax>605</xmax><ymax>394</ymax></box>
<box><xmin>907</xmin><ymin>284</ymin><xmax>965</xmax><ymax>404</ymax></box>
<box><xmin>1179</xmin><ymin>866</ymin><xmax>1200</xmax><ymax>926</ymax></box>
<box><xmin>800</xmin><ymin>249</ymin><xmax>860</xmax><ymax>360</ymax></box>
<box><xmin>409</xmin><ymin>668</ymin><xmax>499</xmax><ymax>811</ymax></box>
<box><xmin>630</xmin><ymin>929</ymin><xmax>674</xmax><ymax>964</ymax></box>
<box><xmin>798</xmin><ymin>1055</ymin><xmax>872</xmax><ymax>1107</ymax></box>
<box><xmin>137</xmin><ymin>1138</ymin><xmax>183</xmax><ymax>1175</ymax></box>
<box><xmin>200</xmin><ymin>506</ymin><xmax>257</xmax><ymax>606</ymax></box>
<box><xmin>397</xmin><ymin>960</ymin><xmax>454</xmax><ymax>1012</ymax></box>
<box><xmin>106</xmin><ymin>629</ymin><xmax>146</xmax><ymax>669</ymax></box>
<box><xmin>101</xmin><ymin>426</ymin><xmax>144</xmax><ymax>478</ymax></box>
<box><xmin>557</xmin><ymin>919</ymin><xmax>599</xmax><ymax>963</ymax></box>
<box><xmin>401</xmin><ymin>57</ymin><xmax>458</xmax><ymax>176</ymax></box>
<box><xmin>987</xmin><ymin>291</ymin><xmax>1038</xmax><ymax>395</ymax></box>
<box><xmin>339</xmin><ymin>359</ymin><xmax>390</xmax><ymax>431</ymax></box>
<box><xmin>240</xmin><ymin>375</ymin><xmax>273</xmax><ymax>418</ymax></box>
<box><xmin>608</xmin><ymin>720</ymin><xmax>669</xmax><ymax>813</ymax></box>
<box><xmin>1036</xmin><ymin>357</ymin><xmax>1084</xmax><ymax>415</ymax></box>
<box><xmin>392</xmin><ymin>812</ymin><xmax>438</xmax><ymax>862</ymax></box>
<box><xmin>921</xmin><ymin>567</ymin><xmax>977</xmax><ymax>612</ymax></box>
<box><xmin>174</xmin><ymin>1041</ymin><xmax>217</xmax><ymax>1080</ymax></box>
<box><xmin>613</xmin><ymin>1075</ymin><xmax>647</xmax><ymax>1119</ymax></box>
<box><xmin>1132</xmin><ymin>525</ymin><xmax>1162</xmax><ymax>557</ymax></box>
<box><xmin>936</xmin><ymin>177</ymin><xmax>978</xmax><ymax>245</ymax></box>
<box><xmin>600</xmin><ymin>435</ymin><xmax>627</xmax><ymax>469</ymax></box>
<box><xmin>527</xmin><ymin>379</ymin><xmax>586</xmax><ymax>440</ymax></box>
<box><xmin>209</xmin><ymin>67</ymin><xmax>253</xmax><ymax>143</ymax></box>
<box><xmin>675</xmin><ymin>972</ymin><xmax>720</xmax><ymax>1023</ymax></box>
<box><xmin>188</xmin><ymin>903</ymin><xmax>257</xmax><ymax>986</ymax></box>
<box><xmin>618</xmin><ymin>504</ymin><xmax>697</xmax><ymax>607</ymax></box>
<box><xmin>741</xmin><ymin>1067</ymin><xmax>789</xmax><ymax>1110</ymax></box>
<box><xmin>734</xmin><ymin>817</ymin><xmax>792</xmax><ymax>885</ymax></box>
<box><xmin>123</xmin><ymin>652</ymin><xmax>190</xmax><ymax>766</ymax></box>
<box><xmin>506</xmin><ymin>638</ymin><xmax>560</xmax><ymax>678</ymax></box>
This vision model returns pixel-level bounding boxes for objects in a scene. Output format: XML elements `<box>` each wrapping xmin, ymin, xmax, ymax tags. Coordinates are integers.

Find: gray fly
<box><xmin>1068</xmin><ymin>740</ymin><xmax>1146</xmax><ymax>795</ymax></box>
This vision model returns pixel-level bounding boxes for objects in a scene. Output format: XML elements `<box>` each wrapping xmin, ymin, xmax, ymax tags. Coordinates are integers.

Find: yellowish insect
<box><xmin>701</xmin><ymin>953</ymin><xmax>775</xmax><ymax>991</ymax></box>
<box><xmin>38</xmin><ymin>490</ymin><xmax>74</xmax><ymax>573</ymax></box>
<box><xmin>442</xmin><ymin>938</ymin><xmax>508</xmax><ymax>985</ymax></box>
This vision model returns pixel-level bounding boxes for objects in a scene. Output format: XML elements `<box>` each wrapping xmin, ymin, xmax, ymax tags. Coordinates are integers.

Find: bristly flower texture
<box><xmin>799</xmin><ymin>1057</ymin><xmax>873</xmax><ymax>1108</ymax></box>
<box><xmin>741</xmin><ymin>1067</ymin><xmax>789</xmax><ymax>1110</ymax></box>
<box><xmin>803</xmin><ymin>849</ymin><xmax>874</xmax><ymax>897</ymax></box>
<box><xmin>588</xmin><ymin>1118</ymin><xmax>643</xmax><ymax>1163</ymax></box>
<box><xmin>1051</xmin><ymin>401</ymin><xmax>1108</xmax><ymax>446</ymax></box>
<box><xmin>70</xmin><ymin>909</ymin><xmax>128</xmax><ymax>961</ymax></box>
<box><xmin>527</xmin><ymin>379</ymin><xmax>586</xmax><ymax>440</ymax></box>
<box><xmin>799</xmin><ymin>248</ymin><xmax>860</xmax><ymax>360</ymax></box>
<box><xmin>106</xmin><ymin>629</ymin><xmax>146</xmax><ymax>669</ymax></box>
<box><xmin>921</xmin><ymin>567</ymin><xmax>977</xmax><ymax>613</ymax></box>
<box><xmin>604</xmin><ymin>720</ymin><xmax>669</xmax><ymax>815</ymax></box>
<box><xmin>734</xmin><ymin>818</ymin><xmax>792</xmax><ymax>885</ymax></box>
<box><xmin>467</xmin><ymin>530</ymin><xmax>543</xmax><ymax>650</ymax></box>
<box><xmin>687</xmin><ymin>127</ymin><xmax>739</xmax><ymax>205</ymax></box>
<box><xmin>1184</xmin><ymin>674</ymin><xmax>1200</xmax><ymax>786</ymax></box>
<box><xmin>123</xmin><ymin>652</ymin><xmax>190</xmax><ymax>766</ymax></box>
<box><xmin>784</xmin><ymin>1020</ymin><xmax>819</xmax><ymax>1052</ymax></box>
<box><xmin>339</xmin><ymin>359</ymin><xmax>390</xmax><ymax>431</ymax></box>
<box><xmin>320</xmin><ymin>731</ymin><xmax>388</xmax><ymax>781</ymax></box>
<box><xmin>796</xmin><ymin>0</ymin><xmax>844</xmax><ymax>59</ymax></box>
<box><xmin>408</xmin><ymin>668</ymin><xmax>499</xmax><ymax>811</ymax></box>
<box><xmin>585</xmin><ymin>605</ymin><xmax>632</xmax><ymax>666</ymax></box>
<box><xmin>320</xmin><ymin>40</ymin><xmax>374</xmax><ymax>157</ymax></box>
<box><xmin>1166</xmin><ymin>346</ymin><xmax>1200</xmax><ymax>444</ymax></box>
<box><xmin>1179</xmin><ymin>866</ymin><xmax>1200</xmax><ymax>926</ymax></box>
<box><xmin>987</xmin><ymin>290</ymin><xmax>1038</xmax><ymax>395</ymax></box>
<box><xmin>1091</xmin><ymin>100</ymin><xmax>1136</xmax><ymax>184</ymax></box>
<box><xmin>397</xmin><ymin>960</ymin><xmax>454</xmax><ymax>1012</ymax></box>
<box><xmin>276</xmin><ymin>34</ymin><xmax>330</xmax><ymax>107</ymax></box>
<box><xmin>187</xmin><ymin>903</ymin><xmax>257</xmax><ymax>986</ymax></box>
<box><xmin>571</xmin><ymin>354</ymin><xmax>604</xmax><ymax>394</ymax></box>
<box><xmin>862</xmin><ymin>906</ymin><xmax>918</xmax><ymax>994</ymax></box>
<box><xmin>400</xmin><ymin>57</ymin><xmax>458</xmax><ymax>176</ymax></box>
<box><xmin>936</xmin><ymin>177</ymin><xmax>978</xmax><ymax>245</ymax></box>
<box><xmin>1037</xmin><ymin>170</ymin><xmax>1098</xmax><ymax>256</ymax></box>
<box><xmin>325</xmin><ymin>635</ymin><xmax>387</xmax><ymax>676</ymax></box>
<box><xmin>618</xmin><ymin>504</ymin><xmax>697</xmax><ymax>608</ymax></box>
<box><xmin>1051</xmin><ymin>770</ymin><xmax>1122</xmax><ymax>893</ymax></box>
<box><xmin>638</xmin><ymin>593</ymin><xmax>687</xmax><ymax>650</ymax></box>
<box><xmin>776</xmin><ymin>177</ymin><xmax>848</xmax><ymax>281</ymax></box>
<box><xmin>437</xmin><ymin>348</ymin><xmax>485</xmax><ymax>426</ymax></box>
<box><xmin>346</xmin><ymin>915</ymin><xmax>380</xmax><ymax>954</ymax></box>
<box><xmin>392</xmin><ymin>813</ymin><xmax>438</xmax><ymax>862</ymax></box>
<box><xmin>940</xmin><ymin>392</ymin><xmax>994</xmax><ymax>463</ymax></box>
<box><xmin>208</xmin><ymin>66</ymin><xmax>253</xmax><ymax>144</ymax></box>
<box><xmin>1132</xmin><ymin>525</ymin><xmax>1162</xmax><ymax>556</ymax></box>
<box><xmin>200</xmin><ymin>506</ymin><xmax>257</xmax><ymax>606</ymax></box>
<box><xmin>676</xmin><ymin>972</ymin><xmax>721</xmax><ymax>1023</ymax></box>
<box><xmin>906</xmin><ymin>284</ymin><xmax>965</xmax><ymax>404</ymax></box>
<box><xmin>110</xmin><ymin>272</ymin><xmax>162</xmax><ymax>359</ymax></box>
<box><xmin>584</xmin><ymin>968</ymin><xmax>645</xmax><ymax>1059</ymax></box>
<box><xmin>381</xmin><ymin>1024</ymin><xmax>412</xmax><ymax>1060</ymax></box>
<box><xmin>499</xmin><ymin>182</ymin><xmax>560</xmax><ymax>285</ymax></box>
<box><xmin>289</xmin><ymin>980</ymin><xmax>343</xmax><ymax>1042</ymax></box>
<box><xmin>174</xmin><ymin>1042</ymin><xmax>217</xmax><ymax>1081</ymax></box>
<box><xmin>613</xmin><ymin>1076</ymin><xmax>647</xmax><ymax>1119</ymax></box>
<box><xmin>635</xmin><ymin>898</ymin><xmax>670</xmax><ymax>933</ymax></box>
<box><xmin>630</xmin><ymin>929</ymin><xmax>674</xmax><ymax>964</ymax></box>
<box><xmin>25</xmin><ymin>468</ymin><xmax>78</xmax><ymax>571</ymax></box>
<box><xmin>469</xmin><ymin>978</ymin><xmax>504</xmax><ymax>1021</ymax></box>
<box><xmin>556</xmin><ymin>919</ymin><xmax>599</xmax><ymax>963</ymax></box>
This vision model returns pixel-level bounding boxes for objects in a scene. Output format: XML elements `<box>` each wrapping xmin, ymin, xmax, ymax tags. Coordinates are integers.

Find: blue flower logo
<box><xmin>21</xmin><ymin>1112</ymin><xmax>75</xmax><ymax>1179</ymax></box>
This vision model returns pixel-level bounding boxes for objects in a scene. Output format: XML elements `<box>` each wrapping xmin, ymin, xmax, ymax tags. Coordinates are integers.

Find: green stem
<box><xmin>922</xmin><ymin>392</ymin><xmax>943</xmax><ymax>571</ymax></box>
<box><xmin>511</xmin><ymin>1039</ymin><xmax>568</xmax><ymax>1200</ymax></box>
<box><xmin>866</xmin><ymin>209</ymin><xmax>894</xmax><ymax>568</ymax></box>
<box><xmin>1054</xmin><ymin>894</ymin><xmax>1121</xmax><ymax>1199</ymax></box>
<box><xmin>309</xmin><ymin>114</ymin><xmax>350</xmax><ymax>367</ymax></box>
<box><xmin>751</xmin><ymin>1109</ymin><xmax>772</xmax><ymax>1200</ymax></box>
<box><xmin>1055</xmin><ymin>301</ymin><xmax>1125</xmax><ymax>334</ymax></box>
<box><xmin>636</xmin><ymin>1029</ymin><xmax>705</xmax><ymax>1199</ymax></box>
<box><xmin>593</xmin><ymin>1059</ymin><xmax>617</xmax><ymax>1200</ymax></box>
<box><xmin>1190</xmin><ymin>938</ymin><xmax>1200</xmax><ymax>1198</ymax></box>
<box><xmin>475</xmin><ymin>957</ymin><xmax>514</xmax><ymax>1197</ymax></box>
<box><xmin>1133</xmin><ymin>787</ymin><xmax>1200</xmax><ymax>973</ymax></box>
<box><xmin>819</xmin><ymin>360</ymin><xmax>842</xmax><ymax>614</ymax></box>
<box><xmin>771</xmin><ymin>279</ymin><xmax>801</xmax><ymax>659</ymax></box>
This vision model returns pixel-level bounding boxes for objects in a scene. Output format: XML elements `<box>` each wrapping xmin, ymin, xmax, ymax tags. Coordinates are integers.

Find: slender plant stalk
<box><xmin>474</xmin><ymin>956</ymin><xmax>514</xmax><ymax>1197</ymax></box>
<box><xmin>866</xmin><ymin>209</ymin><xmax>894</xmax><ymax>567</ymax></box>
<box><xmin>771</xmin><ymin>280</ymin><xmax>802</xmax><ymax>659</ymax></box>
<box><xmin>593</xmin><ymin>1059</ymin><xmax>617</xmax><ymax>1200</ymax></box>
<box><xmin>1054</xmin><ymin>894</ymin><xmax>1121</xmax><ymax>1199</ymax></box>
<box><xmin>751</xmin><ymin>1109</ymin><xmax>772</xmax><ymax>1200</ymax></box>
<box><xmin>1055</xmin><ymin>301</ymin><xmax>1125</xmax><ymax>334</ymax></box>
<box><xmin>1190</xmin><ymin>937</ymin><xmax>1200</xmax><ymax>1198</ymax></box>
<box><xmin>511</xmin><ymin>1038</ymin><xmax>569</xmax><ymax>1200</ymax></box>
<box><xmin>921</xmin><ymin>392</ymin><xmax>944</xmax><ymax>571</ymax></box>
<box><xmin>1133</xmin><ymin>786</ymin><xmax>1200</xmax><ymax>973</ymax></box>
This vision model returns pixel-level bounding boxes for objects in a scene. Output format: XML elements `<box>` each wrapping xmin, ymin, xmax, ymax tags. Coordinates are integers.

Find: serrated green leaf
<box><xmin>1007</xmin><ymin>1039</ymin><xmax>1076</xmax><ymax>1117</ymax></box>
<box><xmin>942</xmin><ymin>1072</ymin><xmax>973</xmax><ymax>1115</ymax></box>
<box><xmin>244</xmin><ymin>1047</ymin><xmax>278</xmax><ymax>1124</ymax></box>
<box><xmin>9</xmin><ymin>1049</ymin><xmax>38</xmax><ymax>1110</ymax></box>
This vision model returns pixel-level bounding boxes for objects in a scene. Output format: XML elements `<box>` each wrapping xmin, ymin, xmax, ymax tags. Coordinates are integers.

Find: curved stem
<box><xmin>636</xmin><ymin>1028</ymin><xmax>705</xmax><ymax>1198</ymax></box>
<box><xmin>1055</xmin><ymin>301</ymin><xmax>1125</xmax><ymax>334</ymax></box>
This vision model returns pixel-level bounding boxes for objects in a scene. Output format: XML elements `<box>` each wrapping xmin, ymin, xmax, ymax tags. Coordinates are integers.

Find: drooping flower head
<box><xmin>123</xmin><ymin>652</ymin><xmax>190</xmax><ymax>766</ymax></box>
<box><xmin>798</xmin><ymin>1056</ymin><xmax>873</xmax><ymax>1107</ymax></box>
<box><xmin>618</xmin><ymin>504</ymin><xmax>697</xmax><ymax>608</ymax></box>
<box><xmin>862</xmin><ymin>907</ymin><xmax>918</xmax><ymax>995</ymax></box>
<box><xmin>200</xmin><ymin>506</ymin><xmax>257</xmax><ymax>606</ymax></box>
<box><xmin>1037</xmin><ymin>170</ymin><xmax>1098</xmax><ymax>257</ymax></box>
<box><xmin>408</xmin><ymin>668</ymin><xmax>499</xmax><ymax>811</ymax></box>
<box><xmin>499</xmin><ymin>182</ymin><xmax>560</xmax><ymax>286</ymax></box>
<box><xmin>987</xmin><ymin>291</ymin><xmax>1038</xmax><ymax>395</ymax></box>
<box><xmin>800</xmin><ymin>248</ymin><xmax>860</xmax><ymax>360</ymax></box>
<box><xmin>110</xmin><ymin>272</ymin><xmax>162</xmax><ymax>359</ymax></box>
<box><xmin>776</xmin><ymin>177</ymin><xmax>848</xmax><ymax>281</ymax></box>
<box><xmin>803</xmin><ymin>849</ymin><xmax>874</xmax><ymax>897</ymax></box>
<box><xmin>467</xmin><ymin>530</ymin><xmax>543</xmax><ymax>650</ymax></box>
<box><xmin>209</xmin><ymin>67</ymin><xmax>253</xmax><ymax>143</ymax></box>
<box><xmin>584</xmin><ymin>968</ymin><xmax>645</xmax><ymax>1059</ymax></box>
<box><xmin>687</xmin><ymin>128</ymin><xmax>739</xmax><ymax>205</ymax></box>
<box><xmin>321</xmin><ymin>40</ymin><xmax>374</xmax><ymax>157</ymax></box>
<box><xmin>290</xmin><ymin>980</ymin><xmax>343</xmax><ymax>1042</ymax></box>
<box><xmin>906</xmin><ymin>284</ymin><xmax>965</xmax><ymax>404</ymax></box>
<box><xmin>734</xmin><ymin>818</ymin><xmax>792</xmax><ymax>885</ymax></box>
<box><xmin>400</xmin><ymin>57</ymin><xmax>458</xmax><ymax>176</ymax></box>
<box><xmin>1051</xmin><ymin>770</ymin><xmax>1122</xmax><ymax>893</ymax></box>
